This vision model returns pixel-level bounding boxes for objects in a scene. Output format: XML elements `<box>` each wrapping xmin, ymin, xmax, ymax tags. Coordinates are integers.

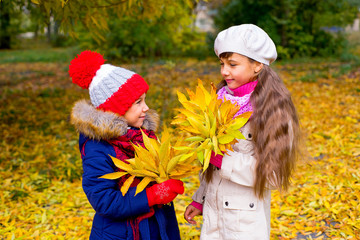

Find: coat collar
<box><xmin>70</xmin><ymin>99</ymin><xmax>159</xmax><ymax>140</ymax></box>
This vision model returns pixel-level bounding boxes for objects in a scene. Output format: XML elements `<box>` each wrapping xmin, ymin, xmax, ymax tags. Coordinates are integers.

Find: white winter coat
<box><xmin>192</xmin><ymin>123</ymin><xmax>274</xmax><ymax>240</ymax></box>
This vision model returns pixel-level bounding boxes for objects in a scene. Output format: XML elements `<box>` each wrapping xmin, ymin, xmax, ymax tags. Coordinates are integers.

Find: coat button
<box><xmin>249</xmin><ymin>203</ymin><xmax>254</xmax><ymax>208</ymax></box>
<box><xmin>202</xmin><ymin>196</ymin><xmax>205</xmax><ymax>200</ymax></box>
<box><xmin>225</xmin><ymin>201</ymin><xmax>229</xmax><ymax>206</ymax></box>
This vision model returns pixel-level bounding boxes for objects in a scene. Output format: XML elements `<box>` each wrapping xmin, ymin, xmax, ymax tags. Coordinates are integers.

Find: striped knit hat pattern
<box><xmin>69</xmin><ymin>51</ymin><xmax>149</xmax><ymax>116</ymax></box>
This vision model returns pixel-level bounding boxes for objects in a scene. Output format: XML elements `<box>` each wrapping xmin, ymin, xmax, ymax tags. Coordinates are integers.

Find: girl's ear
<box><xmin>254</xmin><ymin>62</ymin><xmax>263</xmax><ymax>73</ymax></box>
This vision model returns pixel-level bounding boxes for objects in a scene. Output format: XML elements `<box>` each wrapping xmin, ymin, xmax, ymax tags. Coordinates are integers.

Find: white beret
<box><xmin>214</xmin><ymin>24</ymin><xmax>277</xmax><ymax>65</ymax></box>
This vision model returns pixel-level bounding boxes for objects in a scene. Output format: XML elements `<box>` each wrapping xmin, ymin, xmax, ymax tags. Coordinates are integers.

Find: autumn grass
<box><xmin>0</xmin><ymin>47</ymin><xmax>79</xmax><ymax>63</ymax></box>
<box><xmin>0</xmin><ymin>54</ymin><xmax>359</xmax><ymax>239</ymax></box>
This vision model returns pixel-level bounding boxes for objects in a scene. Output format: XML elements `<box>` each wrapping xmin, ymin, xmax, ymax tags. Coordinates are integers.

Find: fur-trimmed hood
<box><xmin>70</xmin><ymin>99</ymin><xmax>159</xmax><ymax>140</ymax></box>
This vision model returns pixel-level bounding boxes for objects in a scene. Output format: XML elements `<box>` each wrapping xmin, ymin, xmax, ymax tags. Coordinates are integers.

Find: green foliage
<box><xmin>213</xmin><ymin>0</ymin><xmax>360</xmax><ymax>59</ymax></box>
<box><xmin>2</xmin><ymin>0</ymin><xmax>204</xmax><ymax>52</ymax></box>
<box><xmin>76</xmin><ymin>2</ymin><xmax>207</xmax><ymax>60</ymax></box>
<box><xmin>100</xmin><ymin>16</ymin><xmax>179</xmax><ymax>59</ymax></box>
<box><xmin>0</xmin><ymin>0</ymin><xmax>75</xmax><ymax>49</ymax></box>
<box><xmin>0</xmin><ymin>0</ymin><xmax>26</xmax><ymax>48</ymax></box>
<box><xmin>31</xmin><ymin>0</ymin><xmax>197</xmax><ymax>44</ymax></box>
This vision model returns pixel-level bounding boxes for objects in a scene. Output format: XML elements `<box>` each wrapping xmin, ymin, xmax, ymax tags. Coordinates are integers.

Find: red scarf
<box><xmin>107</xmin><ymin>128</ymin><xmax>156</xmax><ymax>161</ymax></box>
<box><xmin>107</xmin><ymin>128</ymin><xmax>157</xmax><ymax>240</ymax></box>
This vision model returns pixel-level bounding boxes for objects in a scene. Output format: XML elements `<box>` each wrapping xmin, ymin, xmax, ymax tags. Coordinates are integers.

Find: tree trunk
<box><xmin>0</xmin><ymin>1</ymin><xmax>11</xmax><ymax>49</ymax></box>
<box><xmin>53</xmin><ymin>20</ymin><xmax>60</xmax><ymax>39</ymax></box>
<box><xmin>47</xmin><ymin>21</ymin><xmax>51</xmax><ymax>43</ymax></box>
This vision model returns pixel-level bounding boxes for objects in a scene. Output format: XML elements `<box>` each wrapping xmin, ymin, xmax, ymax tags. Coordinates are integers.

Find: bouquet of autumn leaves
<box><xmin>100</xmin><ymin>80</ymin><xmax>251</xmax><ymax>196</ymax></box>
<box><xmin>171</xmin><ymin>80</ymin><xmax>251</xmax><ymax>172</ymax></box>
<box><xmin>100</xmin><ymin>128</ymin><xmax>201</xmax><ymax>196</ymax></box>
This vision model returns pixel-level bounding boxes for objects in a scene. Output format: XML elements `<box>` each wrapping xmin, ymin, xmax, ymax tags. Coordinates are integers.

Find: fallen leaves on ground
<box><xmin>0</xmin><ymin>59</ymin><xmax>359</xmax><ymax>239</ymax></box>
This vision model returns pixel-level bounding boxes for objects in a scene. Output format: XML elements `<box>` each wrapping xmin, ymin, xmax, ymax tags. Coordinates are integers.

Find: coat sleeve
<box><xmin>219</xmin><ymin>147</ymin><xmax>256</xmax><ymax>187</ymax></box>
<box><xmin>220</xmin><ymin>139</ymin><xmax>277</xmax><ymax>189</ymax></box>
<box><xmin>81</xmin><ymin>139</ymin><xmax>151</xmax><ymax>220</ymax></box>
<box><xmin>192</xmin><ymin>172</ymin><xmax>207</xmax><ymax>204</ymax></box>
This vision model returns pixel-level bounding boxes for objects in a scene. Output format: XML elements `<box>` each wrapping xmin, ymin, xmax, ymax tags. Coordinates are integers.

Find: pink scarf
<box><xmin>217</xmin><ymin>80</ymin><xmax>257</xmax><ymax>117</ymax></box>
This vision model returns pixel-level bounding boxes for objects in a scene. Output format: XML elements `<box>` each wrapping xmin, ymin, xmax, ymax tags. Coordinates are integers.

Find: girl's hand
<box><xmin>184</xmin><ymin>204</ymin><xmax>202</xmax><ymax>225</ymax></box>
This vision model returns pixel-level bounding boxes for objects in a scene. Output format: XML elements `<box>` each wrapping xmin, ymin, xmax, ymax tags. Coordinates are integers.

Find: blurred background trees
<box><xmin>1</xmin><ymin>0</ymin><xmax>359</xmax><ymax>60</ymax></box>
<box><xmin>214</xmin><ymin>0</ymin><xmax>360</xmax><ymax>59</ymax></box>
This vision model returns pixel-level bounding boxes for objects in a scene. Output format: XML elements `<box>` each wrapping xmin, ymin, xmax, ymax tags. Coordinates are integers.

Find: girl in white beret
<box><xmin>184</xmin><ymin>24</ymin><xmax>302</xmax><ymax>239</ymax></box>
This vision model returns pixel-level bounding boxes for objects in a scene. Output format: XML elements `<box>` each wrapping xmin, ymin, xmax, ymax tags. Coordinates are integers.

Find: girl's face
<box><xmin>123</xmin><ymin>93</ymin><xmax>149</xmax><ymax>128</ymax></box>
<box><xmin>220</xmin><ymin>53</ymin><xmax>263</xmax><ymax>89</ymax></box>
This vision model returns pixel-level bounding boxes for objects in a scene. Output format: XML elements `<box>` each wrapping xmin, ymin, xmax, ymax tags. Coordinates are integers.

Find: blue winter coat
<box><xmin>71</xmin><ymin>100</ymin><xmax>181</xmax><ymax>240</ymax></box>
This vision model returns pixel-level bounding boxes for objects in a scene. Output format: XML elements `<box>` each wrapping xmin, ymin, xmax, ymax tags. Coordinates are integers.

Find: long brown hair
<box><xmin>205</xmin><ymin>52</ymin><xmax>301</xmax><ymax>199</ymax></box>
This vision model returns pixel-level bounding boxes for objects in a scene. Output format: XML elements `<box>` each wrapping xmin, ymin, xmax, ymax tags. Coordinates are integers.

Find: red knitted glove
<box><xmin>146</xmin><ymin>179</ymin><xmax>184</xmax><ymax>207</ymax></box>
<box><xmin>210</xmin><ymin>151</ymin><xmax>223</xmax><ymax>169</ymax></box>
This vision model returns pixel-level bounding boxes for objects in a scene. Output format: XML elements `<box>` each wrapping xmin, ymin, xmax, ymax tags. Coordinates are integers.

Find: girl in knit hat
<box><xmin>184</xmin><ymin>24</ymin><xmax>302</xmax><ymax>239</ymax></box>
<box><xmin>69</xmin><ymin>51</ymin><xmax>183</xmax><ymax>240</ymax></box>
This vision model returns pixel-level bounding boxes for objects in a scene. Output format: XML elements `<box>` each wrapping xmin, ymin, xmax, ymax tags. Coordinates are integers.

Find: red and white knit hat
<box><xmin>69</xmin><ymin>51</ymin><xmax>149</xmax><ymax>116</ymax></box>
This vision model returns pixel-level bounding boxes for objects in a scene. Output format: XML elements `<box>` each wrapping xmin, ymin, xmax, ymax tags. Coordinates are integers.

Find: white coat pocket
<box><xmin>223</xmin><ymin>195</ymin><xmax>258</xmax><ymax>232</ymax></box>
